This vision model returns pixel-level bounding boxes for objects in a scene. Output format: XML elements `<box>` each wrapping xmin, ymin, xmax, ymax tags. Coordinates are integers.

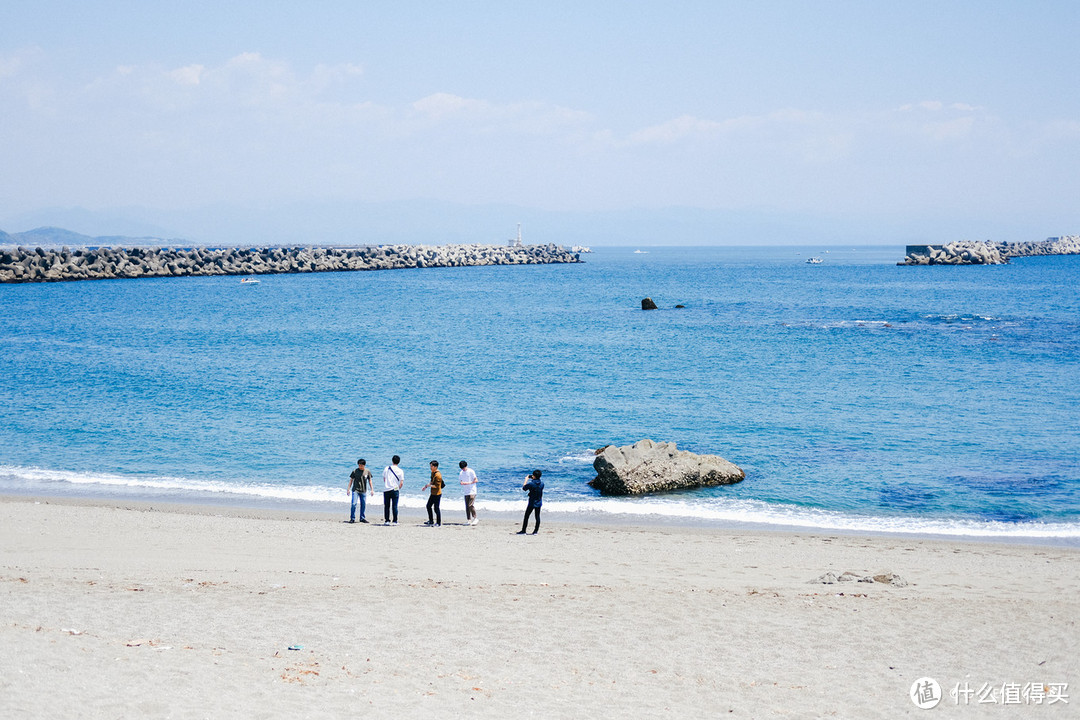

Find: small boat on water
<box><xmin>633</xmin><ymin>249</ymin><xmax>650</xmax><ymax>254</ymax></box>
<box><xmin>240</xmin><ymin>277</ymin><xmax>260</xmax><ymax>284</ymax></box>
<box><xmin>805</xmin><ymin>257</ymin><xmax>823</xmax><ymax>264</ymax></box>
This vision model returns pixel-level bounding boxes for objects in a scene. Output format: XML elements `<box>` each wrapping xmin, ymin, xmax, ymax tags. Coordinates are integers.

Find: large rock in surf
<box><xmin>590</xmin><ymin>439</ymin><xmax>745</xmax><ymax>495</ymax></box>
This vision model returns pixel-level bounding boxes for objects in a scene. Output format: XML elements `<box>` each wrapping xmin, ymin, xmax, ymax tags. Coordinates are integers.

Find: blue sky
<box><xmin>1</xmin><ymin>1</ymin><xmax>1078</xmax><ymax>245</ymax></box>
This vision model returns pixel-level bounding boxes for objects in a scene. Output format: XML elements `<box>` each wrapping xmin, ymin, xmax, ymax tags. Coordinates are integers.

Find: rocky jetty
<box><xmin>900</xmin><ymin>235</ymin><xmax>1080</xmax><ymax>266</ymax></box>
<box><xmin>899</xmin><ymin>241</ymin><xmax>1009</xmax><ymax>266</ymax></box>
<box><xmin>590</xmin><ymin>439</ymin><xmax>745</xmax><ymax>496</ymax></box>
<box><xmin>996</xmin><ymin>235</ymin><xmax>1080</xmax><ymax>258</ymax></box>
<box><xmin>0</xmin><ymin>243</ymin><xmax>580</xmax><ymax>283</ymax></box>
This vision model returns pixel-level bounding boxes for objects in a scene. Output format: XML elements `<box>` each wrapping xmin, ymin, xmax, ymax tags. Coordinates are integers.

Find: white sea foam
<box><xmin>0</xmin><ymin>465</ymin><xmax>348</xmax><ymax>505</ymax></box>
<box><xmin>3</xmin><ymin>465</ymin><xmax>1077</xmax><ymax>539</ymax></box>
<box><xmin>530</xmin><ymin>496</ymin><xmax>1080</xmax><ymax>539</ymax></box>
<box><xmin>556</xmin><ymin>450</ymin><xmax>599</xmax><ymax>464</ymax></box>
<box><xmin>0</xmin><ymin>464</ymin><xmax>489</xmax><ymax>512</ymax></box>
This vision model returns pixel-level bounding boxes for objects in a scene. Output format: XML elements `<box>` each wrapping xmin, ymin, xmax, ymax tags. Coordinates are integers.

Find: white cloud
<box><xmin>627</xmin><ymin>115</ymin><xmax>723</xmax><ymax>144</ymax></box>
<box><xmin>170</xmin><ymin>64</ymin><xmax>204</xmax><ymax>86</ymax></box>
<box><xmin>408</xmin><ymin>92</ymin><xmax>593</xmax><ymax>139</ymax></box>
<box><xmin>888</xmin><ymin>101</ymin><xmax>985</xmax><ymax>143</ymax></box>
<box><xmin>922</xmin><ymin>115</ymin><xmax>976</xmax><ymax>141</ymax></box>
<box><xmin>898</xmin><ymin>100</ymin><xmax>944</xmax><ymax>112</ymax></box>
<box><xmin>1</xmin><ymin>50</ymin><xmax>1076</xmax><ymax>222</ymax></box>
<box><xmin>626</xmin><ymin>109</ymin><xmax>829</xmax><ymax>147</ymax></box>
<box><xmin>89</xmin><ymin>54</ymin><xmax>346</xmax><ymax>118</ymax></box>
<box><xmin>618</xmin><ymin>108</ymin><xmax>852</xmax><ymax>169</ymax></box>
<box><xmin>1044</xmin><ymin>119</ymin><xmax>1080</xmax><ymax>138</ymax></box>
<box><xmin>0</xmin><ymin>47</ymin><xmax>49</xmax><ymax>83</ymax></box>
<box><xmin>310</xmin><ymin>62</ymin><xmax>363</xmax><ymax>94</ymax></box>
<box><xmin>0</xmin><ymin>56</ymin><xmax>22</xmax><ymax>81</ymax></box>
<box><xmin>412</xmin><ymin>92</ymin><xmax>476</xmax><ymax>117</ymax></box>
<box><xmin>200</xmin><ymin>52</ymin><xmax>296</xmax><ymax>104</ymax></box>
<box><xmin>0</xmin><ymin>48</ymin><xmax>54</xmax><ymax>111</ymax></box>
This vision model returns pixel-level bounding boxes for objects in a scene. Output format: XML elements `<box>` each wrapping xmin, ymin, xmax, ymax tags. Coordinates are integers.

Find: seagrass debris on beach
<box><xmin>810</xmin><ymin>570</ymin><xmax>909</xmax><ymax>586</ymax></box>
<box><xmin>0</xmin><ymin>243</ymin><xmax>581</xmax><ymax>283</ymax></box>
<box><xmin>899</xmin><ymin>235</ymin><xmax>1080</xmax><ymax>266</ymax></box>
<box><xmin>590</xmin><ymin>439</ymin><xmax>745</xmax><ymax>496</ymax></box>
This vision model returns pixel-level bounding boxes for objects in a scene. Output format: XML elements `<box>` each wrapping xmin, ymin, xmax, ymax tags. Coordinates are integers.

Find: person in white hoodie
<box><xmin>458</xmin><ymin>460</ymin><xmax>478</xmax><ymax>525</ymax></box>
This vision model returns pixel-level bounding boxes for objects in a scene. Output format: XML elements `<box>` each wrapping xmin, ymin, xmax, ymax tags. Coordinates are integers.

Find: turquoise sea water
<box><xmin>2</xmin><ymin>245</ymin><xmax>1078</xmax><ymax>540</ymax></box>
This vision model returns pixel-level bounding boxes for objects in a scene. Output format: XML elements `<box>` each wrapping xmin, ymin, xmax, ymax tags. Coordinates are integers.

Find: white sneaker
<box><xmin>470</xmin><ymin>518</ymin><xmax>478</xmax><ymax>525</ymax></box>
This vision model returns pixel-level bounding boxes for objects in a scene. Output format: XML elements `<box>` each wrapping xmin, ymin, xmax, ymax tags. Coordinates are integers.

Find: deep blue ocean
<box><xmin>2</xmin><ymin>245</ymin><xmax>1078</xmax><ymax>540</ymax></box>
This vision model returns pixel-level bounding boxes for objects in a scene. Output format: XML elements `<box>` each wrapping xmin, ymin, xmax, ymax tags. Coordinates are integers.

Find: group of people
<box><xmin>347</xmin><ymin>456</ymin><xmax>544</xmax><ymax>533</ymax></box>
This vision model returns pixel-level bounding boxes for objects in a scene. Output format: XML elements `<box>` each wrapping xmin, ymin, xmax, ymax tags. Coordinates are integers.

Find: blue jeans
<box><xmin>383</xmin><ymin>490</ymin><xmax>399</xmax><ymax>523</ymax></box>
<box><xmin>350</xmin><ymin>491</ymin><xmax>367</xmax><ymax>522</ymax></box>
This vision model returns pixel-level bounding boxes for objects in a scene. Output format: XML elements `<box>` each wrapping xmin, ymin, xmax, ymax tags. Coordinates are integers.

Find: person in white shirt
<box><xmin>382</xmin><ymin>455</ymin><xmax>404</xmax><ymax>525</ymax></box>
<box><xmin>458</xmin><ymin>460</ymin><xmax>478</xmax><ymax>525</ymax></box>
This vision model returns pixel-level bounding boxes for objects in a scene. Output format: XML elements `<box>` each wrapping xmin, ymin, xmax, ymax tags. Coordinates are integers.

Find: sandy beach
<box><xmin>1</xmin><ymin>497</ymin><xmax>1076</xmax><ymax>718</ymax></box>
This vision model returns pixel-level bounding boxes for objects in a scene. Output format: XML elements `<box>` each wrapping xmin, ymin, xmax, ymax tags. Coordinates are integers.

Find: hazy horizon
<box><xmin>2</xmin><ymin>2</ymin><xmax>1077</xmax><ymax>246</ymax></box>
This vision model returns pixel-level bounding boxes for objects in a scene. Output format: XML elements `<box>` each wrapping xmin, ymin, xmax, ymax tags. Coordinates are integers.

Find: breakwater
<box><xmin>899</xmin><ymin>236</ymin><xmax>1080</xmax><ymax>265</ymax></box>
<box><xmin>996</xmin><ymin>235</ymin><xmax>1080</xmax><ymax>258</ymax></box>
<box><xmin>0</xmin><ymin>243</ymin><xmax>581</xmax><ymax>283</ymax></box>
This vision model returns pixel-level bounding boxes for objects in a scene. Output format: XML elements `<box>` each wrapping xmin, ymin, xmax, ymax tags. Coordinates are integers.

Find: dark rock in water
<box><xmin>641</xmin><ymin>297</ymin><xmax>658</xmax><ymax>310</ymax></box>
<box><xmin>590</xmin><ymin>439</ymin><xmax>744</xmax><ymax>495</ymax></box>
<box><xmin>675</xmin><ymin>304</ymin><xmax>685</xmax><ymax>309</ymax></box>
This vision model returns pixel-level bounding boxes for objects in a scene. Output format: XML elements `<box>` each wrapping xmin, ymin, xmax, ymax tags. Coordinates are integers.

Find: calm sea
<box><xmin>2</xmin><ymin>245</ymin><xmax>1078</xmax><ymax>540</ymax></box>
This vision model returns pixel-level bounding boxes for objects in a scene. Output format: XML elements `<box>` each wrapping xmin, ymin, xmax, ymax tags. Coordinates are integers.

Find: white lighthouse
<box><xmin>508</xmin><ymin>223</ymin><xmax>523</xmax><ymax>248</ymax></box>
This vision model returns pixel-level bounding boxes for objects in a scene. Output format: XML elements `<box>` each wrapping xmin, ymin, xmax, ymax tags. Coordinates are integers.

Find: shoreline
<box><xmin>2</xmin><ymin>495</ymin><xmax>1076</xmax><ymax>716</ymax></box>
<box><xmin>3</xmin><ymin>490</ymin><xmax>1077</xmax><ymax>549</ymax></box>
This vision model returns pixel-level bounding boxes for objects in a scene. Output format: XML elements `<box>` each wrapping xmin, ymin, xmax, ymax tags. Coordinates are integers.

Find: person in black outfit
<box><xmin>517</xmin><ymin>470</ymin><xmax>544</xmax><ymax>535</ymax></box>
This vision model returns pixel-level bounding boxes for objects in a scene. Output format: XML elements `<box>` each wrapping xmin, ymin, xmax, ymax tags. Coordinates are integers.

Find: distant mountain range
<box><xmin>0</xmin><ymin>226</ymin><xmax>184</xmax><ymax>248</ymax></box>
<box><xmin>2</xmin><ymin>201</ymin><xmax>1059</xmax><ymax>248</ymax></box>
<box><xmin>1</xmin><ymin>201</ymin><xmax>913</xmax><ymax>248</ymax></box>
